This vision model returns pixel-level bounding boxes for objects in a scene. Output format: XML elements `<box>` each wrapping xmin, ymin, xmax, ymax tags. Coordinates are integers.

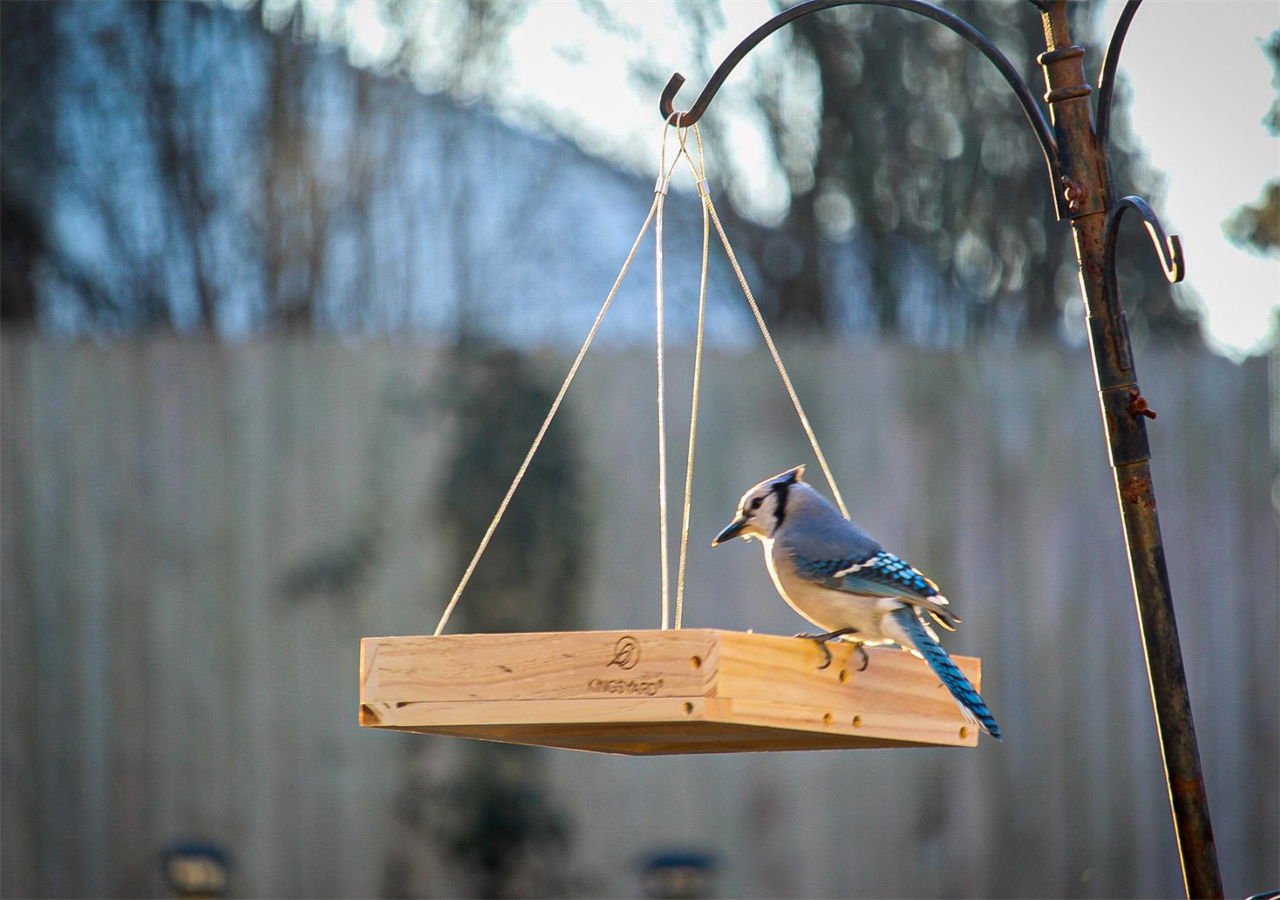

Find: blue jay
<box><xmin>713</xmin><ymin>465</ymin><xmax>1001</xmax><ymax>740</ymax></box>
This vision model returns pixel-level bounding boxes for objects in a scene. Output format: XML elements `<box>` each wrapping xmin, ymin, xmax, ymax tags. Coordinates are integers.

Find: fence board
<box><xmin>1</xmin><ymin>336</ymin><xmax>1275</xmax><ymax>899</ymax></box>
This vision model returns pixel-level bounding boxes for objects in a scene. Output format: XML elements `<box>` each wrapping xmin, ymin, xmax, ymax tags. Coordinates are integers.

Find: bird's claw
<box><xmin>854</xmin><ymin>644</ymin><xmax>869</xmax><ymax>672</ymax></box>
<box><xmin>793</xmin><ymin>628</ymin><xmax>859</xmax><ymax>671</ymax></box>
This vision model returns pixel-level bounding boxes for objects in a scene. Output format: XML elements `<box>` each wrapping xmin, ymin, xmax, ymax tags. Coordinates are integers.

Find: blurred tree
<box><xmin>1224</xmin><ymin>28</ymin><xmax>1280</xmax><ymax>256</ymax></box>
<box><xmin>381</xmin><ymin>349</ymin><xmax>586</xmax><ymax>898</ymax></box>
<box><xmin>0</xmin><ymin>0</ymin><xmax>551</xmax><ymax>337</ymax></box>
<box><xmin>382</xmin><ymin>0</ymin><xmax>525</xmax><ymax>99</ymax></box>
<box><xmin>1228</xmin><ymin>181</ymin><xmax>1280</xmax><ymax>254</ymax></box>
<box><xmin>437</xmin><ymin>352</ymin><xmax>585</xmax><ymax>635</ymax></box>
<box><xmin>260</xmin><ymin>2</ymin><xmax>329</xmax><ymax>330</ymax></box>
<box><xmin>433</xmin><ymin>746</ymin><xmax>572</xmax><ymax>899</ymax></box>
<box><xmin>3</xmin><ymin>2</ymin><xmax>271</xmax><ymax>330</ymax></box>
<box><xmin>136</xmin><ymin>3</ymin><xmax>225</xmax><ymax>329</ymax></box>
<box><xmin>660</xmin><ymin>0</ymin><xmax>1201</xmax><ymax>342</ymax></box>
<box><xmin>1</xmin><ymin>2</ymin><xmax>63</xmax><ymax>326</ymax></box>
<box><xmin>428</xmin><ymin>351</ymin><xmax>583</xmax><ymax>898</ymax></box>
<box><xmin>386</xmin><ymin>1</ymin><xmax>526</xmax><ymax>342</ymax></box>
<box><xmin>0</xmin><ymin>0</ymin><xmax>1202</xmax><ymax>345</ymax></box>
<box><xmin>251</xmin><ymin>0</ymin><xmax>528</xmax><ymax>335</ymax></box>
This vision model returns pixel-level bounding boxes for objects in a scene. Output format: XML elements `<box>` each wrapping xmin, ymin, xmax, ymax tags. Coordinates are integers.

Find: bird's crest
<box><xmin>770</xmin><ymin>465</ymin><xmax>805</xmax><ymax>486</ymax></box>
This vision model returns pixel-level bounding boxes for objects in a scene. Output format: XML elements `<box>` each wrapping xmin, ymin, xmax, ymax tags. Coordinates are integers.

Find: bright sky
<box><xmin>335</xmin><ymin>0</ymin><xmax>1280</xmax><ymax>357</ymax></box>
<box><xmin>1098</xmin><ymin>1</ymin><xmax>1279</xmax><ymax>358</ymax></box>
<box><xmin>499</xmin><ymin>1</ymin><xmax>812</xmax><ymax>223</ymax></box>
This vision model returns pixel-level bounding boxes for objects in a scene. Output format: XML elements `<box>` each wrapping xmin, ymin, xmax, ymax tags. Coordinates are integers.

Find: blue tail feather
<box><xmin>890</xmin><ymin>607</ymin><xmax>1002</xmax><ymax>741</ymax></box>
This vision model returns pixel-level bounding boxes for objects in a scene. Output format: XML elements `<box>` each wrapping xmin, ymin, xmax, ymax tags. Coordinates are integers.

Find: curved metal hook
<box><xmin>1103</xmin><ymin>195</ymin><xmax>1185</xmax><ymax>372</ymax></box>
<box><xmin>658</xmin><ymin>74</ymin><xmax>689</xmax><ymax>125</ymax></box>
<box><xmin>1096</xmin><ymin>0</ymin><xmax>1144</xmax><ymax>201</ymax></box>
<box><xmin>658</xmin><ymin>0</ymin><xmax>1062</xmax><ymax>213</ymax></box>
<box><xmin>1106</xmin><ymin>195</ymin><xmax>1185</xmax><ymax>286</ymax></box>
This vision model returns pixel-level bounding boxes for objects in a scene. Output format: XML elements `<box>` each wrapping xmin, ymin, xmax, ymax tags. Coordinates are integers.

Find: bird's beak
<box><xmin>712</xmin><ymin>516</ymin><xmax>749</xmax><ymax>547</ymax></box>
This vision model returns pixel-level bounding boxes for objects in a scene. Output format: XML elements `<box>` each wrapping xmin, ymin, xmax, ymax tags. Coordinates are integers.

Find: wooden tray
<box><xmin>359</xmin><ymin>628</ymin><xmax>984</xmax><ymax>755</ymax></box>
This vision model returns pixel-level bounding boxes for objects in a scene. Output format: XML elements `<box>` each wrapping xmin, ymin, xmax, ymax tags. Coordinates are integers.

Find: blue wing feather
<box><xmin>824</xmin><ymin>551</ymin><xmax>941</xmax><ymax>601</ymax></box>
<box><xmin>791</xmin><ymin>552</ymin><xmax>864</xmax><ymax>582</ymax></box>
<box><xmin>793</xmin><ymin>549</ymin><xmax>959</xmax><ymax>631</ymax></box>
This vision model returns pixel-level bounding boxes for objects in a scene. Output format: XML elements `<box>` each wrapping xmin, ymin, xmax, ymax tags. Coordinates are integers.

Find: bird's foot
<box><xmin>793</xmin><ymin>628</ymin><xmax>859</xmax><ymax>670</ymax></box>
<box><xmin>853</xmin><ymin>643</ymin><xmax>869</xmax><ymax>672</ymax></box>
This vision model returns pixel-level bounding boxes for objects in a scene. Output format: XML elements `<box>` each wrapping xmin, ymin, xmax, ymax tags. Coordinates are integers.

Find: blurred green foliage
<box><xmin>1224</xmin><ymin>28</ymin><xmax>1280</xmax><ymax>257</ymax></box>
<box><xmin>385</xmin><ymin>348</ymin><xmax>586</xmax><ymax>898</ymax></box>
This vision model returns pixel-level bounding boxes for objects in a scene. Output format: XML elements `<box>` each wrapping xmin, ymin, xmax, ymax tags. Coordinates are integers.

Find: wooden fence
<box><xmin>2</xmin><ymin>335</ymin><xmax>1276</xmax><ymax>898</ymax></box>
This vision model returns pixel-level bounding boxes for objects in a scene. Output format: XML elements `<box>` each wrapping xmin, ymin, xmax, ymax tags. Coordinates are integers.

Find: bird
<box><xmin>712</xmin><ymin>465</ymin><xmax>1001</xmax><ymax>740</ymax></box>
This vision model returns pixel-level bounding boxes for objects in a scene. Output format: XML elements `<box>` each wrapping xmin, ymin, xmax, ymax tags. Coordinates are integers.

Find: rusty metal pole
<box><xmin>1034</xmin><ymin>4</ymin><xmax>1223</xmax><ymax>897</ymax></box>
<box><xmin>658</xmin><ymin>2</ymin><xmax>1225</xmax><ymax>892</ymax></box>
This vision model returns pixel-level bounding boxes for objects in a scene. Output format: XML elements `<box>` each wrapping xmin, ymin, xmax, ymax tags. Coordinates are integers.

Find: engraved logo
<box><xmin>588</xmin><ymin>677</ymin><xmax>664</xmax><ymax>696</ymax></box>
<box><xmin>607</xmin><ymin>635</ymin><xmax>641</xmax><ymax>670</ymax></box>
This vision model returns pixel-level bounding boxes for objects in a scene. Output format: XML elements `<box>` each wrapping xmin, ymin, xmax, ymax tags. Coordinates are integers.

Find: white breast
<box><xmin>762</xmin><ymin>538</ymin><xmax>901</xmax><ymax>643</ymax></box>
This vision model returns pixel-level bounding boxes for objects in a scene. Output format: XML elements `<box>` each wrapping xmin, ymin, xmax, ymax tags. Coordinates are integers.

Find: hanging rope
<box><xmin>433</xmin><ymin>141</ymin><xmax>687</xmax><ymax>637</ymax></box>
<box><xmin>682</xmin><ymin>137</ymin><xmax>850</xmax><ymax>520</ymax></box>
<box><xmin>654</xmin><ymin>123</ymin><xmax>675</xmax><ymax>630</ymax></box>
<box><xmin>673</xmin><ymin>126</ymin><xmax>710</xmax><ymax>630</ymax></box>
<box><xmin>435</xmin><ymin>119</ymin><xmax>847</xmax><ymax>637</ymax></box>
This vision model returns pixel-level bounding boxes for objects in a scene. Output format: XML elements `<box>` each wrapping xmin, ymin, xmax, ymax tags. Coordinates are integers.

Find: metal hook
<box><xmin>656</xmin><ymin>0</ymin><xmax>1063</xmax><ymax>214</ymax></box>
<box><xmin>1106</xmin><ymin>195</ymin><xmax>1185</xmax><ymax>286</ymax></box>
<box><xmin>1102</xmin><ymin>195</ymin><xmax>1185</xmax><ymax>372</ymax></box>
<box><xmin>659</xmin><ymin>74</ymin><xmax>690</xmax><ymax>128</ymax></box>
<box><xmin>1096</xmin><ymin>0</ymin><xmax>1145</xmax><ymax>202</ymax></box>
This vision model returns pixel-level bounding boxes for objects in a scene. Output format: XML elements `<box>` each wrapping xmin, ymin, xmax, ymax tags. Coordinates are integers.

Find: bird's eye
<box><xmin>750</xmin><ymin>497</ymin><xmax>764</xmax><ymax>510</ymax></box>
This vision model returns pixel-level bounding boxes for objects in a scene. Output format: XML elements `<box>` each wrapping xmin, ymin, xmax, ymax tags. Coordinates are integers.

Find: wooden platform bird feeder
<box><xmin>359</xmin><ymin>629</ymin><xmax>983</xmax><ymax>754</ymax></box>
<box><xmin>360</xmin><ymin>82</ymin><xmax>993</xmax><ymax>757</ymax></box>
